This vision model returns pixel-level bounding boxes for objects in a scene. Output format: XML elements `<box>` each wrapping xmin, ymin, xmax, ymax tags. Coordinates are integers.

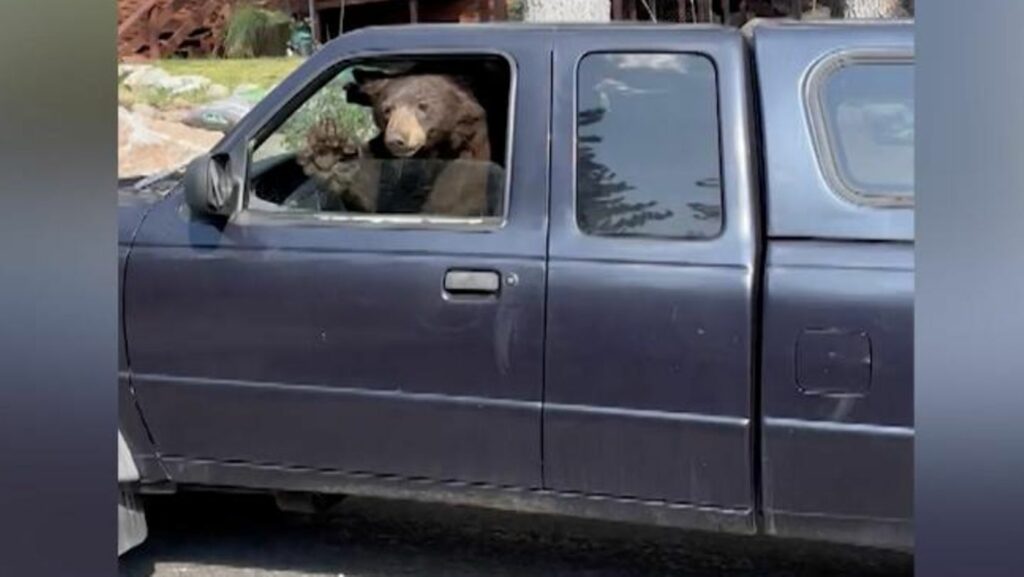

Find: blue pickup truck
<box><xmin>118</xmin><ymin>19</ymin><xmax>914</xmax><ymax>555</ymax></box>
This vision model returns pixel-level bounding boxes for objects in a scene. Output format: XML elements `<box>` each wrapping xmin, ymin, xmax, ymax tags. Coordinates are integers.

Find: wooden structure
<box><xmin>609</xmin><ymin>1</ymin><xmax>910</xmax><ymax>23</ymax></box>
<box><xmin>610</xmin><ymin>1</ymin><xmax>845</xmax><ymax>24</ymax></box>
<box><xmin>118</xmin><ymin>0</ymin><xmax>905</xmax><ymax>61</ymax></box>
<box><xmin>119</xmin><ymin>0</ymin><xmax>227</xmax><ymax>60</ymax></box>
<box><xmin>309</xmin><ymin>1</ymin><xmax>846</xmax><ymax>43</ymax></box>
<box><xmin>307</xmin><ymin>0</ymin><xmax>508</xmax><ymax>42</ymax></box>
<box><xmin>117</xmin><ymin>0</ymin><xmax>295</xmax><ymax>60</ymax></box>
<box><xmin>117</xmin><ymin>0</ymin><xmax>508</xmax><ymax>59</ymax></box>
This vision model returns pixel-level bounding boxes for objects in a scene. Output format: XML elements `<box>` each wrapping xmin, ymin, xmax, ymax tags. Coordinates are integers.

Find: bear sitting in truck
<box><xmin>296</xmin><ymin>69</ymin><xmax>497</xmax><ymax>217</ymax></box>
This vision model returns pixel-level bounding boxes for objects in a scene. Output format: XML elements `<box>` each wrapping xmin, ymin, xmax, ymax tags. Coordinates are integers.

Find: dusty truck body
<box><xmin>117</xmin><ymin>20</ymin><xmax>914</xmax><ymax>554</ymax></box>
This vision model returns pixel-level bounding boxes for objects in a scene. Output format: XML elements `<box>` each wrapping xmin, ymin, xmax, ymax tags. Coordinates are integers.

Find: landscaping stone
<box><xmin>118</xmin><ymin>63</ymin><xmax>154</xmax><ymax>83</ymax></box>
<box><xmin>121</xmin><ymin>66</ymin><xmax>212</xmax><ymax>96</ymax></box>
<box><xmin>122</xmin><ymin>65</ymin><xmax>173</xmax><ymax>90</ymax></box>
<box><xmin>163</xmin><ymin>74</ymin><xmax>212</xmax><ymax>95</ymax></box>
<box><xmin>132</xmin><ymin>103</ymin><xmax>158</xmax><ymax>118</ymax></box>
<box><xmin>207</xmin><ymin>83</ymin><xmax>231</xmax><ymax>99</ymax></box>
<box><xmin>118</xmin><ymin>105</ymin><xmax>221</xmax><ymax>178</ymax></box>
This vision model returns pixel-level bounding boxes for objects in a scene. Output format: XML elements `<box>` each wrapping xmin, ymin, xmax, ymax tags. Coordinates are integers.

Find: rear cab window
<box><xmin>806</xmin><ymin>51</ymin><xmax>914</xmax><ymax>207</ymax></box>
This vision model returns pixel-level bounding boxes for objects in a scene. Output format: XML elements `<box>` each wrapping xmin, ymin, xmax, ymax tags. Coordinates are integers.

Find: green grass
<box><xmin>118</xmin><ymin>84</ymin><xmax>212</xmax><ymax>110</ymax></box>
<box><xmin>119</xmin><ymin>57</ymin><xmax>303</xmax><ymax>111</ymax></box>
<box><xmin>153</xmin><ymin>57</ymin><xmax>302</xmax><ymax>91</ymax></box>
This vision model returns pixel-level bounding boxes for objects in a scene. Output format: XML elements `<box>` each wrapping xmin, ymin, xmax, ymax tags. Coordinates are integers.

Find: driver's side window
<box><xmin>248</xmin><ymin>55</ymin><xmax>512</xmax><ymax>223</ymax></box>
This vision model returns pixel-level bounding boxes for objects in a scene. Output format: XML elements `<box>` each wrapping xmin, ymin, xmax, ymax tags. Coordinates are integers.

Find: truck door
<box><xmin>123</xmin><ymin>30</ymin><xmax>552</xmax><ymax>489</ymax></box>
<box><xmin>545</xmin><ymin>29</ymin><xmax>758</xmax><ymax>516</ymax></box>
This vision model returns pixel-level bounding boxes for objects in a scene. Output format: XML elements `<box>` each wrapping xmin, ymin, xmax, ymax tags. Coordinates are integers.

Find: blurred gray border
<box><xmin>0</xmin><ymin>1</ymin><xmax>116</xmax><ymax>575</ymax></box>
<box><xmin>917</xmin><ymin>1</ymin><xmax>1024</xmax><ymax>575</ymax></box>
<box><xmin>5</xmin><ymin>1</ymin><xmax>1024</xmax><ymax>575</ymax></box>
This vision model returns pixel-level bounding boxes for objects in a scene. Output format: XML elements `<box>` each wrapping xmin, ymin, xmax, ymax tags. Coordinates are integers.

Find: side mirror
<box><xmin>183</xmin><ymin>153</ymin><xmax>240</xmax><ymax>217</ymax></box>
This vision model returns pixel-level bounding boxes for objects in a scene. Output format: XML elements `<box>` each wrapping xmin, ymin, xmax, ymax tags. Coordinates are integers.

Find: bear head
<box><xmin>346</xmin><ymin>69</ymin><xmax>489</xmax><ymax>160</ymax></box>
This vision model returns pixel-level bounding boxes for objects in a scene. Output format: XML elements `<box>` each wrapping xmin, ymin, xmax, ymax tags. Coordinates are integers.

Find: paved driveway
<box><xmin>119</xmin><ymin>492</ymin><xmax>912</xmax><ymax>577</ymax></box>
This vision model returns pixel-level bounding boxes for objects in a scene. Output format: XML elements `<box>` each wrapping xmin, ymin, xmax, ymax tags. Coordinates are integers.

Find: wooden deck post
<box><xmin>117</xmin><ymin>0</ymin><xmax>160</xmax><ymax>38</ymax></box>
<box><xmin>493</xmin><ymin>0</ymin><xmax>507</xmax><ymax>20</ymax></box>
<box><xmin>308</xmin><ymin>0</ymin><xmax>320</xmax><ymax>44</ymax></box>
<box><xmin>409</xmin><ymin>0</ymin><xmax>419</xmax><ymax>22</ymax></box>
<box><xmin>147</xmin><ymin>4</ymin><xmax>160</xmax><ymax>59</ymax></box>
<box><xmin>696</xmin><ymin>0</ymin><xmax>710</xmax><ymax>22</ymax></box>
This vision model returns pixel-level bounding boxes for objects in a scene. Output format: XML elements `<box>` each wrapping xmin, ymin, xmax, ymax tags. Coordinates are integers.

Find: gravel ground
<box><xmin>118</xmin><ymin>492</ymin><xmax>912</xmax><ymax>577</ymax></box>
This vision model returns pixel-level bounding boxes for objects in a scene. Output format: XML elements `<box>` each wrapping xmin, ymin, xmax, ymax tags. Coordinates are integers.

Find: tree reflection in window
<box><xmin>576</xmin><ymin>53</ymin><xmax>724</xmax><ymax>239</ymax></box>
<box><xmin>577</xmin><ymin>106</ymin><xmax>674</xmax><ymax>234</ymax></box>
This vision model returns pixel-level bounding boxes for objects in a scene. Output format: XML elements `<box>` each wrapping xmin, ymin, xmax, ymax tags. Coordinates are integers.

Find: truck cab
<box><xmin>118</xmin><ymin>19</ymin><xmax>913</xmax><ymax>552</ymax></box>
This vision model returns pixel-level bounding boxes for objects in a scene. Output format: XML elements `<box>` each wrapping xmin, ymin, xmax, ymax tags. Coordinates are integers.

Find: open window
<box><xmin>246</xmin><ymin>54</ymin><xmax>513</xmax><ymax>225</ymax></box>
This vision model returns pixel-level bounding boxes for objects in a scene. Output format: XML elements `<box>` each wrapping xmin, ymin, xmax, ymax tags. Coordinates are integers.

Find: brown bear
<box><xmin>296</xmin><ymin>114</ymin><xmax>498</xmax><ymax>217</ymax></box>
<box><xmin>297</xmin><ymin>71</ymin><xmax>496</xmax><ymax>217</ymax></box>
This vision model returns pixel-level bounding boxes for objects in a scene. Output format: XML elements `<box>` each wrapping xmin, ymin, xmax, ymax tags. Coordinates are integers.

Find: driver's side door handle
<box><xmin>444</xmin><ymin>270</ymin><xmax>501</xmax><ymax>295</ymax></box>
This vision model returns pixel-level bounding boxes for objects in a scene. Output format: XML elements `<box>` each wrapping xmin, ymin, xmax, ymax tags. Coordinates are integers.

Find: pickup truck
<box><xmin>117</xmin><ymin>19</ymin><xmax>914</xmax><ymax>555</ymax></box>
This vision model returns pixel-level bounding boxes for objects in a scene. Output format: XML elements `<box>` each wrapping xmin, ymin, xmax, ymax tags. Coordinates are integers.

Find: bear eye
<box><xmin>417</xmin><ymin>102</ymin><xmax>430</xmax><ymax>113</ymax></box>
<box><xmin>382</xmin><ymin>104</ymin><xmax>393</xmax><ymax>116</ymax></box>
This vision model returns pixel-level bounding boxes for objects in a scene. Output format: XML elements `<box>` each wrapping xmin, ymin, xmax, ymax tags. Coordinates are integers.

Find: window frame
<box><xmin>241</xmin><ymin>48</ymin><xmax>519</xmax><ymax>231</ymax></box>
<box><xmin>572</xmin><ymin>50</ymin><xmax>726</xmax><ymax>241</ymax></box>
<box><xmin>803</xmin><ymin>47</ymin><xmax>915</xmax><ymax>209</ymax></box>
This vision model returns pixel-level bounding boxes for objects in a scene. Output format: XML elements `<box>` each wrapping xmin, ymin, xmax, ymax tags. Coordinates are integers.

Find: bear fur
<box><xmin>296</xmin><ymin>70</ymin><xmax>496</xmax><ymax>217</ymax></box>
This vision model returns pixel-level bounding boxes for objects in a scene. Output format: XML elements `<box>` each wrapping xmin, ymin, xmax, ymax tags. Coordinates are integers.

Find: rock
<box><xmin>118</xmin><ymin>106</ymin><xmax>164</xmax><ymax>148</ymax></box>
<box><xmin>206</xmin><ymin>83</ymin><xmax>231</xmax><ymax>99</ymax></box>
<box><xmin>122</xmin><ymin>67</ymin><xmax>211</xmax><ymax>96</ymax></box>
<box><xmin>118</xmin><ymin>105</ymin><xmax>223</xmax><ymax>179</ymax></box>
<box><xmin>162</xmin><ymin>74</ymin><xmax>212</xmax><ymax>95</ymax></box>
<box><xmin>133</xmin><ymin>103</ymin><xmax>158</xmax><ymax>118</ymax></box>
<box><xmin>118</xmin><ymin>63</ymin><xmax>153</xmax><ymax>83</ymax></box>
<box><xmin>118</xmin><ymin>88</ymin><xmax>138</xmax><ymax>108</ymax></box>
<box><xmin>170</xmin><ymin>96</ymin><xmax>194</xmax><ymax>109</ymax></box>
<box><xmin>122</xmin><ymin>66</ymin><xmax>173</xmax><ymax>90</ymax></box>
<box><xmin>233</xmin><ymin>83</ymin><xmax>261</xmax><ymax>96</ymax></box>
<box><xmin>159</xmin><ymin>108</ymin><xmax>190</xmax><ymax>124</ymax></box>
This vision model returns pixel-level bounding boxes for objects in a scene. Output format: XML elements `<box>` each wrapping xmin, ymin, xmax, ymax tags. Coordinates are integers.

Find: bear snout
<box><xmin>384</xmin><ymin>106</ymin><xmax>427</xmax><ymax>157</ymax></box>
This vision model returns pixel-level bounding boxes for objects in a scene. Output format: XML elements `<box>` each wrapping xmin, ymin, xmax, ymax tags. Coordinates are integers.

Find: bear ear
<box><xmin>346</xmin><ymin>68</ymin><xmax>390</xmax><ymax>106</ymax></box>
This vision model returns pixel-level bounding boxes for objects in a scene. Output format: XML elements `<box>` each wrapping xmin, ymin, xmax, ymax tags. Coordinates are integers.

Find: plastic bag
<box><xmin>181</xmin><ymin>96</ymin><xmax>256</xmax><ymax>133</ymax></box>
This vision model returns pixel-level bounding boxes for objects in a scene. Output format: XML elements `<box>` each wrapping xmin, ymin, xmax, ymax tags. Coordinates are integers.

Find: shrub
<box><xmin>223</xmin><ymin>5</ymin><xmax>292</xmax><ymax>58</ymax></box>
<box><xmin>508</xmin><ymin>0</ymin><xmax>525</xmax><ymax>21</ymax></box>
<box><xmin>276</xmin><ymin>72</ymin><xmax>378</xmax><ymax>152</ymax></box>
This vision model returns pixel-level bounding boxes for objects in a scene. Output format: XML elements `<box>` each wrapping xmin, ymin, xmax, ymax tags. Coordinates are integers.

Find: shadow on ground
<box><xmin>119</xmin><ymin>491</ymin><xmax>912</xmax><ymax>577</ymax></box>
